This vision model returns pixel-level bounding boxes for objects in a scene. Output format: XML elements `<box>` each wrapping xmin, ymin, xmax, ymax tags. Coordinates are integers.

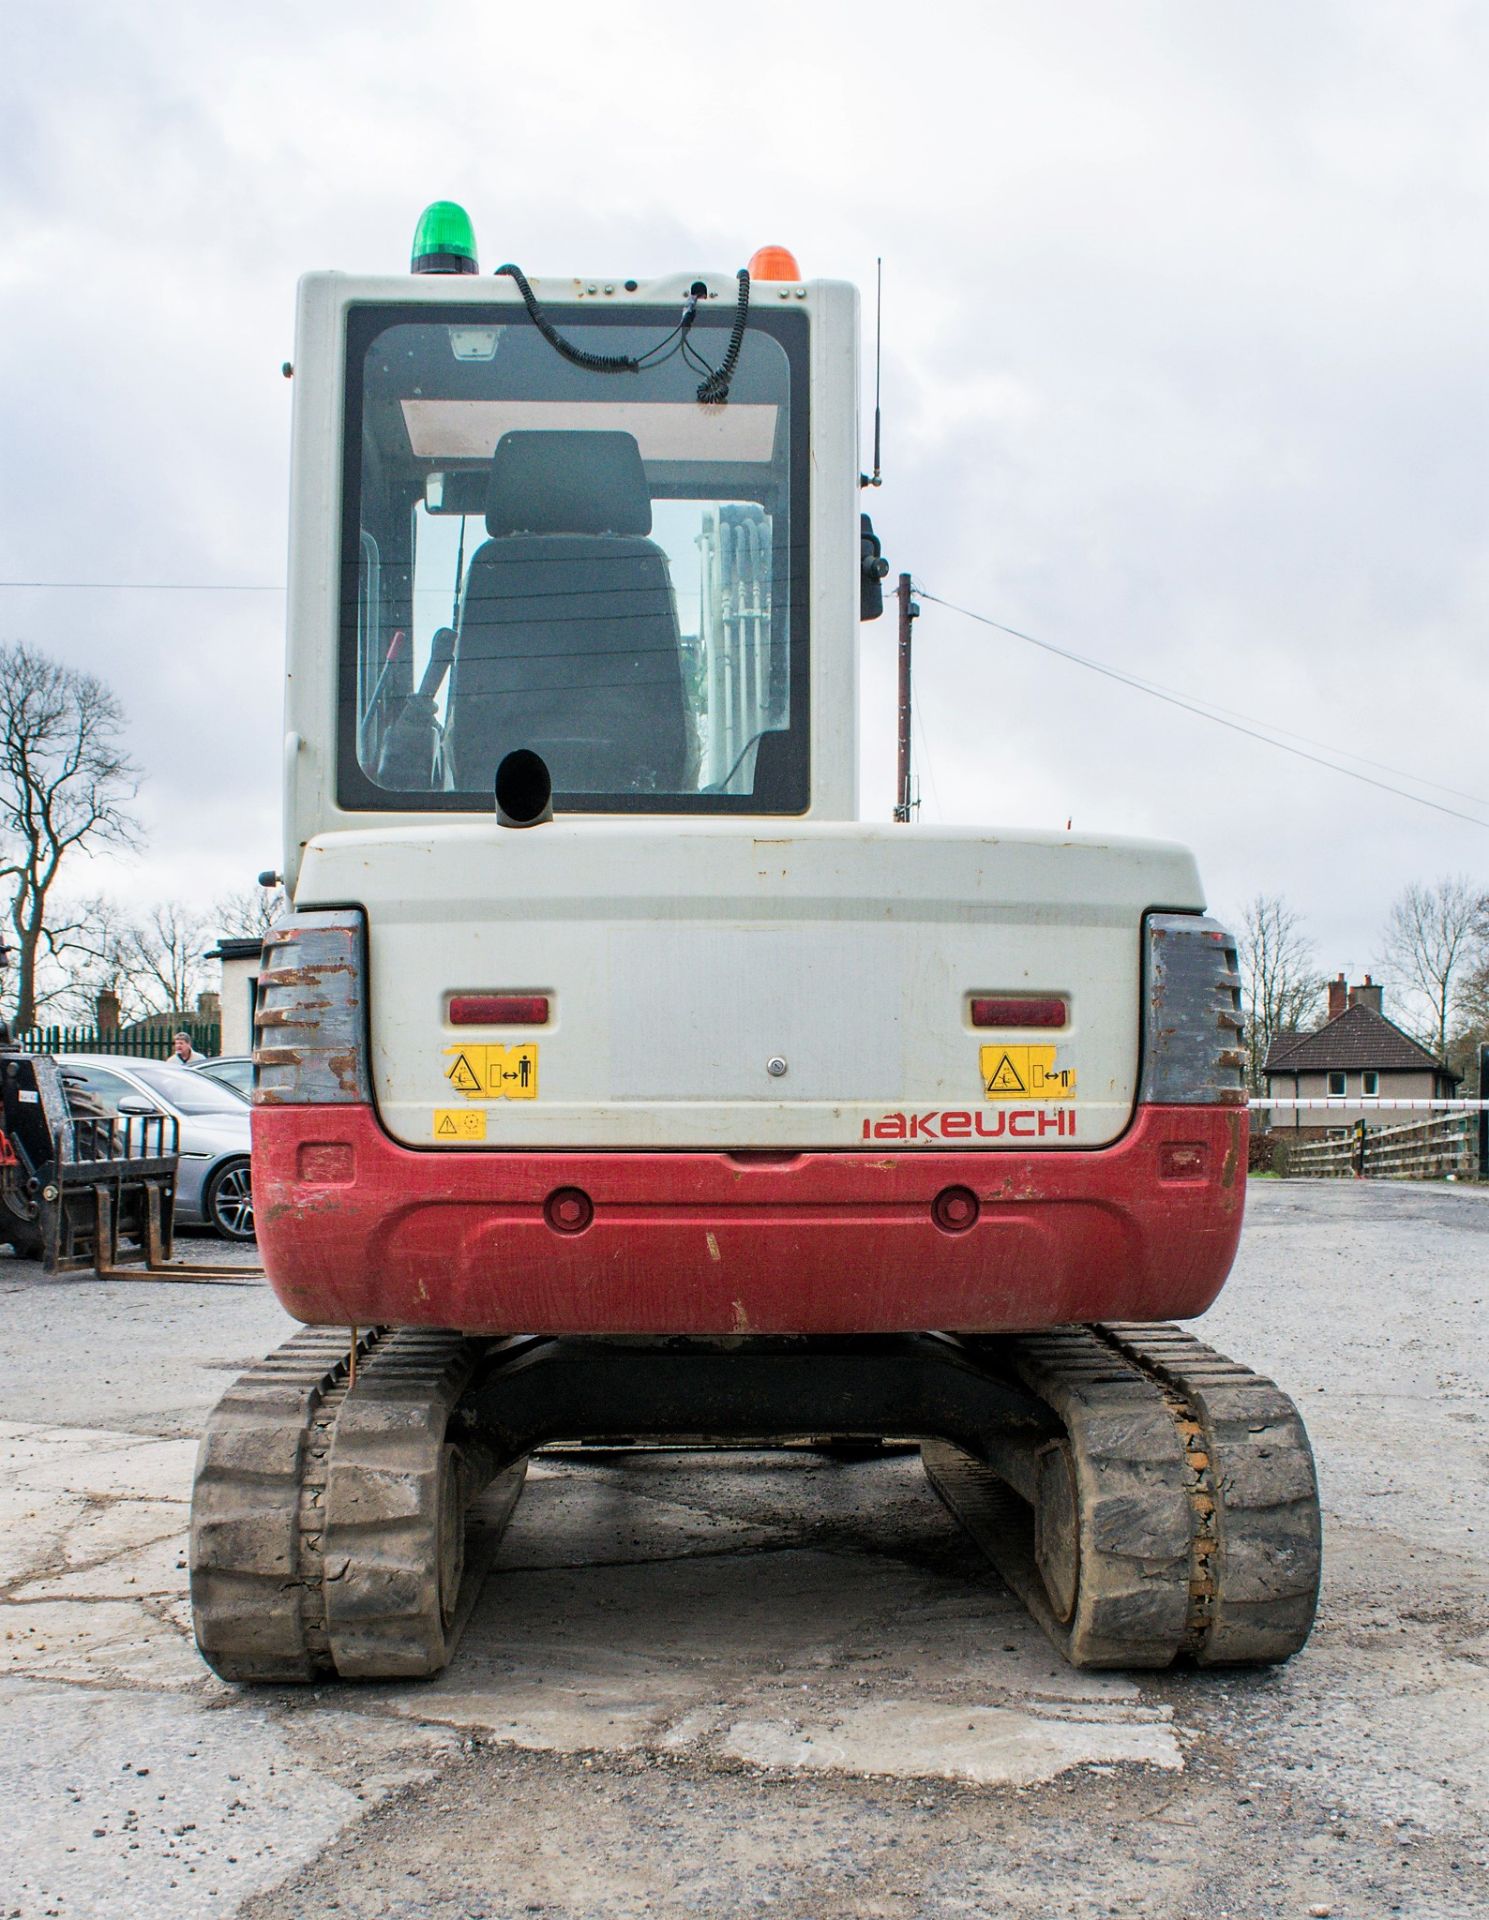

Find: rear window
<box><xmin>338</xmin><ymin>302</ymin><xmax>810</xmax><ymax>815</ymax></box>
<box><xmin>129</xmin><ymin>1062</ymin><xmax>249</xmax><ymax>1116</ymax></box>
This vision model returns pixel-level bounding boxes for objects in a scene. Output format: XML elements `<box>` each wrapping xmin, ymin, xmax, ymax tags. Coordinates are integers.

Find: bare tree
<box><xmin>1380</xmin><ymin>876</ymin><xmax>1487</xmax><ymax>1065</ymax></box>
<box><xmin>54</xmin><ymin>895</ymin><xmax>249</xmax><ymax>1027</ymax></box>
<box><xmin>1236</xmin><ymin>895</ymin><xmax>1323</xmax><ymax>1093</ymax></box>
<box><xmin>45</xmin><ymin>893</ymin><xmax>138</xmax><ymax>1023</ymax></box>
<box><xmin>0</xmin><ymin>644</ymin><xmax>141</xmax><ymax>1029</ymax></box>
<box><xmin>116</xmin><ymin>902</ymin><xmax>215</xmax><ymax>1019</ymax></box>
<box><xmin>213</xmin><ymin>884</ymin><xmax>287</xmax><ymax>939</ymax></box>
<box><xmin>1448</xmin><ymin>955</ymin><xmax>1489</xmax><ymax>1085</ymax></box>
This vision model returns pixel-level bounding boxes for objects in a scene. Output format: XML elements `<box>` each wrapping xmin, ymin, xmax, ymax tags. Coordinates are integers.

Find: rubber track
<box><xmin>323</xmin><ymin>1330</ymin><xmax>493</xmax><ymax>1678</ymax></box>
<box><xmin>922</xmin><ymin>1322</ymin><xmax>1320</xmax><ymax>1670</ymax></box>
<box><xmin>191</xmin><ymin>1327</ymin><xmax>375</xmax><ymax>1682</ymax></box>
<box><xmin>1098</xmin><ymin>1323</ymin><xmax>1321</xmax><ymax>1665</ymax></box>
<box><xmin>924</xmin><ymin>1326</ymin><xmax>1193</xmax><ymax>1667</ymax></box>
<box><xmin>191</xmin><ymin>1328</ymin><xmax>516</xmax><ymax>1682</ymax></box>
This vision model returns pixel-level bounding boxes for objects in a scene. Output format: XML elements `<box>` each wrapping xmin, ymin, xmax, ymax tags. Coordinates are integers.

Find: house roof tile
<box><xmin>1262</xmin><ymin>1003</ymin><xmax>1454</xmax><ymax>1077</ymax></box>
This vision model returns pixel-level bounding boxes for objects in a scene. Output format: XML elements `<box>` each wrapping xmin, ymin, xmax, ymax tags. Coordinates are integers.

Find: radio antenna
<box><xmin>862</xmin><ymin>256</ymin><xmax>883</xmax><ymax>488</ymax></box>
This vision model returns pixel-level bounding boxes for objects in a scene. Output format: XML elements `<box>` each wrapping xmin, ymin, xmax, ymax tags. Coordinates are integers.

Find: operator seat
<box><xmin>446</xmin><ymin>429</ymin><xmax>689</xmax><ymax>796</ymax></box>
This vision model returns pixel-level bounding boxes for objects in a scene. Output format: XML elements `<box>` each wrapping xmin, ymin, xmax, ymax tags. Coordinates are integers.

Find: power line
<box><xmin>918</xmin><ymin>588</ymin><xmax>1489</xmax><ymax>832</ymax></box>
<box><xmin>911</xmin><ymin>690</ymin><xmax>943</xmax><ymax>821</ymax></box>
<box><xmin>1168</xmin><ymin>691</ymin><xmax>1489</xmax><ymax>811</ymax></box>
<box><xmin>0</xmin><ymin>580</ymin><xmax>284</xmax><ymax>592</ymax></box>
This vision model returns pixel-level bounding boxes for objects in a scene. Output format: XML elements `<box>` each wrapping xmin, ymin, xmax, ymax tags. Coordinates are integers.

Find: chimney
<box><xmin>197</xmin><ymin>988</ymin><xmax>222</xmax><ymax>1022</ymax></box>
<box><xmin>1349</xmin><ymin>974</ymin><xmax>1383</xmax><ymax>1015</ymax></box>
<box><xmin>96</xmin><ymin>989</ymin><xmax>120</xmax><ymax>1033</ymax></box>
<box><xmin>1327</xmin><ymin>973</ymin><xmax>1348</xmax><ymax>1022</ymax></box>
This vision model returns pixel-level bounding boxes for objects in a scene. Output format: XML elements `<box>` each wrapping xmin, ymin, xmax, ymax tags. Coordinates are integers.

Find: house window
<box><xmin>1327</xmin><ymin>1072</ymin><xmax>1347</xmax><ymax>1097</ymax></box>
<box><xmin>1362</xmin><ymin>1071</ymin><xmax>1379</xmax><ymax>1098</ymax></box>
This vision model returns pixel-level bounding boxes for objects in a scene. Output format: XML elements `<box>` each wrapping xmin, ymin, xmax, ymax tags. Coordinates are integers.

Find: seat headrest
<box><xmin>485</xmin><ymin>430</ymin><xmax>653</xmax><ymax>538</ymax></box>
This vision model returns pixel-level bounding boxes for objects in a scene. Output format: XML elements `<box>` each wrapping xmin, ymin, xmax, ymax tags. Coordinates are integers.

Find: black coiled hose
<box><xmin>696</xmin><ymin>269</ymin><xmax>750</xmax><ymax>405</ymax></box>
<box><xmin>494</xmin><ymin>263</ymin><xmax>641</xmax><ymax>372</ymax></box>
<box><xmin>494</xmin><ymin>262</ymin><xmax>752</xmax><ymax>403</ymax></box>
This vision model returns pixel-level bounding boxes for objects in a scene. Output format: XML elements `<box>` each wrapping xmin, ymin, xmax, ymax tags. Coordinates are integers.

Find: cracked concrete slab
<box><xmin>0</xmin><ymin>1677</ymin><xmax>456</xmax><ymax>1920</ymax></box>
<box><xmin>370</xmin><ymin>1466</ymin><xmax>1184</xmax><ymax>1782</ymax></box>
<box><xmin>4</xmin><ymin>1429</ymin><xmax>198</xmax><ymax>1500</ymax></box>
<box><xmin>718</xmin><ymin>1696</ymin><xmax>1180</xmax><ymax>1783</ymax></box>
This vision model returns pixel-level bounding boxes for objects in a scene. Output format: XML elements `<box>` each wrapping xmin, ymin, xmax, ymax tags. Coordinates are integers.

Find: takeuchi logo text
<box><xmin>861</xmin><ymin>1109</ymin><xmax>1077</xmax><ymax>1141</ymax></box>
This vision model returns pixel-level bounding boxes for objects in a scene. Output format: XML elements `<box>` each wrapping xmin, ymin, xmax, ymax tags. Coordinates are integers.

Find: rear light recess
<box><xmin>255</xmin><ymin>910</ymin><xmax>369</xmax><ymax>1106</ymax></box>
<box><xmin>449</xmin><ymin>994</ymin><xmax>550</xmax><ymax>1026</ymax></box>
<box><xmin>1139</xmin><ymin>914</ymin><xmax>1246</xmax><ymax>1106</ymax></box>
<box><xmin>970</xmin><ymin>996</ymin><xmax>1067</xmax><ymax>1029</ymax></box>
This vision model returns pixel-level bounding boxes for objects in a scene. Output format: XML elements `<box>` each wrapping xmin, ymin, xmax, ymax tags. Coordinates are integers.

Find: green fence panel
<box><xmin>11</xmin><ymin>1023</ymin><xmax>222</xmax><ymax>1061</ymax></box>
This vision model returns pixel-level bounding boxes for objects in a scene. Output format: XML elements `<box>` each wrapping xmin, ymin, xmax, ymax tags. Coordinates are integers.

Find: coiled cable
<box><xmin>696</xmin><ymin>269</ymin><xmax>750</xmax><ymax>405</ymax></box>
<box><xmin>493</xmin><ymin>263</ymin><xmax>751</xmax><ymax>403</ymax></box>
<box><xmin>494</xmin><ymin>263</ymin><xmax>642</xmax><ymax>372</ymax></box>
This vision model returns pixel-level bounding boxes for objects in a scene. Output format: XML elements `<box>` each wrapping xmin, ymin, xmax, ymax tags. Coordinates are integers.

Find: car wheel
<box><xmin>204</xmin><ymin>1156</ymin><xmax>255</xmax><ymax>1241</ymax></box>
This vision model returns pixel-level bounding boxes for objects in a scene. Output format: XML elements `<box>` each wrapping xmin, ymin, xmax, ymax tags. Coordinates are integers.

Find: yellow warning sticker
<box><xmin>443</xmin><ymin>1043</ymin><xmax>539</xmax><ymax>1100</ymax></box>
<box><xmin>445</xmin><ymin>1050</ymin><xmax>483</xmax><ymax>1094</ymax></box>
<box><xmin>433</xmin><ymin>1107</ymin><xmax>487</xmax><ymax>1141</ymax></box>
<box><xmin>980</xmin><ymin>1044</ymin><xmax>1077</xmax><ymax>1102</ymax></box>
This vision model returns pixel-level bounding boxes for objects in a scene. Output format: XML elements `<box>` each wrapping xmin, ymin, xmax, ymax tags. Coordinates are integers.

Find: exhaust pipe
<box><xmin>494</xmin><ymin>749</ymin><xmax>553</xmax><ymax>828</ymax></box>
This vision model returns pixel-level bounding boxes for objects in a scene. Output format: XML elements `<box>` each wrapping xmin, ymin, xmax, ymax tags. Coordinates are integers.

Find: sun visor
<box><xmin>400</xmin><ymin>398</ymin><xmax>779</xmax><ymax>465</ymax></box>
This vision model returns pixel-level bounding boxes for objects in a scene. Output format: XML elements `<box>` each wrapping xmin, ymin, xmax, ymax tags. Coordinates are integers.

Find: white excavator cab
<box><xmin>282</xmin><ymin>241</ymin><xmax>859</xmax><ymax>867</ymax></box>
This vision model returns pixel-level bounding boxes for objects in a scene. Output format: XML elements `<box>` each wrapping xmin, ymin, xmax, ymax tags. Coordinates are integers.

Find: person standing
<box><xmin>170</xmin><ymin>1031</ymin><xmax>206</xmax><ymax>1067</ymax></box>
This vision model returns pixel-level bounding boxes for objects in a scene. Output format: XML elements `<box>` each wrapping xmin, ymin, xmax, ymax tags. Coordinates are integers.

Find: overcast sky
<box><xmin>3</xmin><ymin>1</ymin><xmax>1487</xmax><ymax>1009</ymax></box>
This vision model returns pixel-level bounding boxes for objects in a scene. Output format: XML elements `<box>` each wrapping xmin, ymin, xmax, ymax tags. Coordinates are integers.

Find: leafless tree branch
<box><xmin>0</xmin><ymin>643</ymin><xmax>143</xmax><ymax>1029</ymax></box>
<box><xmin>1379</xmin><ymin>876</ymin><xmax>1487</xmax><ymax>1065</ymax></box>
<box><xmin>213</xmin><ymin>885</ymin><xmax>287</xmax><ymax>940</ymax></box>
<box><xmin>1235</xmin><ymin>894</ymin><xmax>1323</xmax><ymax>1094</ymax></box>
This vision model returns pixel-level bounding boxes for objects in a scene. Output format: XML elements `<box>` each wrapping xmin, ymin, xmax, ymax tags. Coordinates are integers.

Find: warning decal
<box><xmin>433</xmin><ymin>1107</ymin><xmax>487</xmax><ymax>1141</ymax></box>
<box><xmin>443</xmin><ymin>1043</ymin><xmax>539</xmax><ymax>1100</ymax></box>
<box><xmin>980</xmin><ymin>1044</ymin><xmax>1076</xmax><ymax>1102</ymax></box>
<box><xmin>445</xmin><ymin>1051</ymin><xmax>483</xmax><ymax>1094</ymax></box>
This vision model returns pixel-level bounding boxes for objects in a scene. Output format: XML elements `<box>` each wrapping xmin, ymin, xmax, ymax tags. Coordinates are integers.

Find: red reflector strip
<box><xmin>970</xmin><ymin>996</ymin><xmax>1067</xmax><ymax>1029</ymax></box>
<box><xmin>449</xmin><ymin>995</ymin><xmax>550</xmax><ymax>1026</ymax></box>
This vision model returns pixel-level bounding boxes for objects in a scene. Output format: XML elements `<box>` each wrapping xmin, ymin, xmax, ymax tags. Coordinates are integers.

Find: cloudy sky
<box><xmin>3</xmin><ymin>1</ymin><xmax>1486</xmax><ymax>1005</ymax></box>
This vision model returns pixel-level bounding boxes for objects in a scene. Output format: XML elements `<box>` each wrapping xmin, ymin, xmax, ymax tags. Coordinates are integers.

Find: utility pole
<box><xmin>894</xmin><ymin>572</ymin><xmax>919</xmax><ymax>822</ymax></box>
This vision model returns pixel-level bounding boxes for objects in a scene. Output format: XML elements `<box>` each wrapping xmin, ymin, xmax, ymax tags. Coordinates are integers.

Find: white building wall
<box><xmin>1263</xmin><ymin>1066</ymin><xmax>1439</xmax><ymax>1130</ymax></box>
<box><xmin>218</xmin><ymin>957</ymin><xmax>259</xmax><ymax>1056</ymax></box>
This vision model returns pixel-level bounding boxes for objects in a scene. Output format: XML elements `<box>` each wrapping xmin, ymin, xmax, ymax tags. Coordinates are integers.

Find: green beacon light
<box><xmin>411</xmin><ymin>201</ymin><xmax>478</xmax><ymax>276</ymax></box>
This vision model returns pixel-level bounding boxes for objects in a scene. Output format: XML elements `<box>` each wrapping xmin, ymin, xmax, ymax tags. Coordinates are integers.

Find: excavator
<box><xmin>189</xmin><ymin>206</ymin><xmax>1321</xmax><ymax>1681</ymax></box>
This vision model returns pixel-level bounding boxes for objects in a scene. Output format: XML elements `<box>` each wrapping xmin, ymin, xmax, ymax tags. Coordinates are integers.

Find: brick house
<box><xmin>1262</xmin><ymin>974</ymin><xmax>1459</xmax><ymax>1135</ymax></box>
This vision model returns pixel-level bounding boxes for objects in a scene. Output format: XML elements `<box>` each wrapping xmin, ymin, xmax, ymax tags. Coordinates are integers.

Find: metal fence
<box><xmin>9</xmin><ymin>1023</ymin><xmax>222</xmax><ymax>1061</ymax></box>
<box><xmin>1284</xmin><ymin>1111</ymin><xmax>1479</xmax><ymax>1182</ymax></box>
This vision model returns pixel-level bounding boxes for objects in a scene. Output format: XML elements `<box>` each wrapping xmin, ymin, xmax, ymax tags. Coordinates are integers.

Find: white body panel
<box><xmin>297</xmin><ymin>821</ymin><xmax>1203</xmax><ymax>1150</ymax></box>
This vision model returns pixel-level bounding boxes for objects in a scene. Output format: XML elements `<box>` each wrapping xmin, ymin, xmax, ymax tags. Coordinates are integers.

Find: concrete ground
<box><xmin>0</xmin><ymin>1182</ymin><xmax>1486</xmax><ymax>1919</ymax></box>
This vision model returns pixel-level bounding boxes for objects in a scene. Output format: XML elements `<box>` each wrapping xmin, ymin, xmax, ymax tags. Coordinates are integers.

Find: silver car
<box><xmin>55</xmin><ymin>1054</ymin><xmax>255</xmax><ymax>1240</ymax></box>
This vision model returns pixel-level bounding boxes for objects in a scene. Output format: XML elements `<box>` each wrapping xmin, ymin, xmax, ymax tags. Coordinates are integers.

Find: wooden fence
<box><xmin>1286</xmin><ymin>1111</ymin><xmax>1479</xmax><ymax>1182</ymax></box>
<box><xmin>9</xmin><ymin>1022</ymin><xmax>221</xmax><ymax>1062</ymax></box>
